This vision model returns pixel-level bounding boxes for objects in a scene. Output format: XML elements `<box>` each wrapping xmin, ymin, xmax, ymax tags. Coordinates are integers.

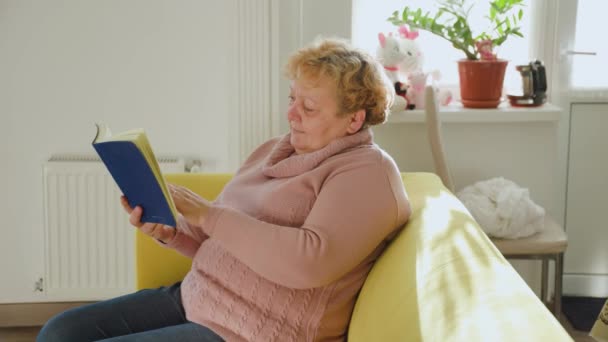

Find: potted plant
<box><xmin>388</xmin><ymin>0</ymin><xmax>525</xmax><ymax>108</ymax></box>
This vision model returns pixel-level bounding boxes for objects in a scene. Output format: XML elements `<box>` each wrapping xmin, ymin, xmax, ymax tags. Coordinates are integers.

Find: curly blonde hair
<box><xmin>285</xmin><ymin>38</ymin><xmax>394</xmax><ymax>126</ymax></box>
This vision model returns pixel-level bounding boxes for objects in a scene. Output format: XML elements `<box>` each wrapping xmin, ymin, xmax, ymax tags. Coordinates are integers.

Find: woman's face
<box><xmin>287</xmin><ymin>76</ymin><xmax>355</xmax><ymax>154</ymax></box>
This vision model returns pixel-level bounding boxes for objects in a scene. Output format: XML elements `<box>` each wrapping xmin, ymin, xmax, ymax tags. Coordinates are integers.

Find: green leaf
<box><xmin>518</xmin><ymin>8</ymin><xmax>523</xmax><ymax>20</ymax></box>
<box><xmin>434</xmin><ymin>9</ymin><xmax>444</xmax><ymax>21</ymax></box>
<box><xmin>387</xmin><ymin>11</ymin><xmax>398</xmax><ymax>24</ymax></box>
<box><xmin>490</xmin><ymin>6</ymin><xmax>497</xmax><ymax>20</ymax></box>
<box><xmin>402</xmin><ymin>8</ymin><xmax>409</xmax><ymax>21</ymax></box>
<box><xmin>512</xmin><ymin>30</ymin><xmax>524</xmax><ymax>38</ymax></box>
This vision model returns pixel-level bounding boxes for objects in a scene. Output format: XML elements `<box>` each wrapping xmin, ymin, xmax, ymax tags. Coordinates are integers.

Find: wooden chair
<box><xmin>423</xmin><ymin>85</ymin><xmax>568</xmax><ymax>319</ymax></box>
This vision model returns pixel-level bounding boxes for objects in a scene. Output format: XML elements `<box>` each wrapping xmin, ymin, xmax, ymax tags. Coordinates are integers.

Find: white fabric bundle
<box><xmin>457</xmin><ymin>177</ymin><xmax>545</xmax><ymax>239</ymax></box>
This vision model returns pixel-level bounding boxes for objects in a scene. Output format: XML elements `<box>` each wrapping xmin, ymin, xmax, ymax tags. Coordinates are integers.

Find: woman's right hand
<box><xmin>120</xmin><ymin>195</ymin><xmax>177</xmax><ymax>244</ymax></box>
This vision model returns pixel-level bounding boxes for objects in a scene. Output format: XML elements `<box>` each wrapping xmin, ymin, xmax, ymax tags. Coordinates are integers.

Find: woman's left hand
<box><xmin>169</xmin><ymin>183</ymin><xmax>212</xmax><ymax>227</ymax></box>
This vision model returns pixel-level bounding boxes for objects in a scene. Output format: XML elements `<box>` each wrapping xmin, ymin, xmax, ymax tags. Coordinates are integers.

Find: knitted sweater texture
<box><xmin>164</xmin><ymin>128</ymin><xmax>410</xmax><ymax>341</ymax></box>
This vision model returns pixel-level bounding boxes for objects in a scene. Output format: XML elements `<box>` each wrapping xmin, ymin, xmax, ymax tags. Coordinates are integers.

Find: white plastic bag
<box><xmin>457</xmin><ymin>177</ymin><xmax>545</xmax><ymax>239</ymax></box>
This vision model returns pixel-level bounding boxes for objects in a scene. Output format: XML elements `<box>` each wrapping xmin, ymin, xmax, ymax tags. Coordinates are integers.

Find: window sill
<box><xmin>387</xmin><ymin>102</ymin><xmax>562</xmax><ymax>123</ymax></box>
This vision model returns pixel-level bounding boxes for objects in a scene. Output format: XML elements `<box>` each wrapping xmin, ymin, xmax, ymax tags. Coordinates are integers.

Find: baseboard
<box><xmin>0</xmin><ymin>302</ymin><xmax>94</xmax><ymax>327</ymax></box>
<box><xmin>564</xmin><ymin>274</ymin><xmax>608</xmax><ymax>297</ymax></box>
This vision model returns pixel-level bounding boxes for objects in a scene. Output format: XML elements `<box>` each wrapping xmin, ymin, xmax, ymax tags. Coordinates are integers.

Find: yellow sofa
<box><xmin>136</xmin><ymin>172</ymin><xmax>572</xmax><ymax>341</ymax></box>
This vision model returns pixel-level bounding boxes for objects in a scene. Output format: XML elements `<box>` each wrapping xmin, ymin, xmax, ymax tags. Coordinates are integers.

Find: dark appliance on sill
<box><xmin>507</xmin><ymin>60</ymin><xmax>547</xmax><ymax>107</ymax></box>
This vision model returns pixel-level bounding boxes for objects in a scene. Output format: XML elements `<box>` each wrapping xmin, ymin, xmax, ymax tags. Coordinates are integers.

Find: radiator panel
<box><xmin>43</xmin><ymin>156</ymin><xmax>184</xmax><ymax>300</ymax></box>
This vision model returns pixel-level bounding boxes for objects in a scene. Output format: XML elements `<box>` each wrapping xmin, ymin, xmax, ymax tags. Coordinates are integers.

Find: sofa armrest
<box><xmin>349</xmin><ymin>172</ymin><xmax>571</xmax><ymax>341</ymax></box>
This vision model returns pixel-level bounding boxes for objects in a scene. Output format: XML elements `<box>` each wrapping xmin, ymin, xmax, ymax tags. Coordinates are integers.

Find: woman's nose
<box><xmin>287</xmin><ymin>103</ymin><xmax>301</xmax><ymax>123</ymax></box>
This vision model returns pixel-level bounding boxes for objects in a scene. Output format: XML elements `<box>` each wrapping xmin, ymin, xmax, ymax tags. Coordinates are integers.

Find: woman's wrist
<box><xmin>157</xmin><ymin>227</ymin><xmax>178</xmax><ymax>244</ymax></box>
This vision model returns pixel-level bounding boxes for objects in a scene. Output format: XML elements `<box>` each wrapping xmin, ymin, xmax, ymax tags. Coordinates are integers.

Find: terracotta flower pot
<box><xmin>458</xmin><ymin>59</ymin><xmax>508</xmax><ymax>108</ymax></box>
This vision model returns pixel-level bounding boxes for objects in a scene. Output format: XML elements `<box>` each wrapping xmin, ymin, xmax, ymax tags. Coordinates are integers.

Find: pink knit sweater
<box><xmin>164</xmin><ymin>128</ymin><xmax>410</xmax><ymax>341</ymax></box>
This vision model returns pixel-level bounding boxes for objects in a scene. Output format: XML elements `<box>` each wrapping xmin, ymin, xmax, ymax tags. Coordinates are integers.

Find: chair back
<box><xmin>424</xmin><ymin>85</ymin><xmax>455</xmax><ymax>192</ymax></box>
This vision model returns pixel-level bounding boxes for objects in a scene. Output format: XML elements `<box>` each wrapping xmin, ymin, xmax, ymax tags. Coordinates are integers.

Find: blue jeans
<box><xmin>37</xmin><ymin>282</ymin><xmax>224</xmax><ymax>342</ymax></box>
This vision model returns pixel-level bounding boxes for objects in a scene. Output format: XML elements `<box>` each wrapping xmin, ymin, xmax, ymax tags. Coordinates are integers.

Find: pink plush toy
<box><xmin>396</xmin><ymin>26</ymin><xmax>452</xmax><ymax>109</ymax></box>
<box><xmin>376</xmin><ymin>31</ymin><xmax>410</xmax><ymax>110</ymax></box>
<box><xmin>406</xmin><ymin>71</ymin><xmax>428</xmax><ymax>110</ymax></box>
<box><xmin>377</xmin><ymin>25</ymin><xmax>452</xmax><ymax>110</ymax></box>
<box><xmin>397</xmin><ymin>26</ymin><xmax>423</xmax><ymax>75</ymax></box>
<box><xmin>406</xmin><ymin>70</ymin><xmax>452</xmax><ymax>109</ymax></box>
<box><xmin>476</xmin><ymin>39</ymin><xmax>497</xmax><ymax>60</ymax></box>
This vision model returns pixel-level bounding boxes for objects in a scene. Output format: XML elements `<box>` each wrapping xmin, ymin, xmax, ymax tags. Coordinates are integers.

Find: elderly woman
<box><xmin>38</xmin><ymin>38</ymin><xmax>411</xmax><ymax>342</ymax></box>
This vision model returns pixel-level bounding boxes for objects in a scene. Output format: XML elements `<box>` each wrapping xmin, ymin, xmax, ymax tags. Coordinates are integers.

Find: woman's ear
<box><xmin>346</xmin><ymin>109</ymin><xmax>366</xmax><ymax>134</ymax></box>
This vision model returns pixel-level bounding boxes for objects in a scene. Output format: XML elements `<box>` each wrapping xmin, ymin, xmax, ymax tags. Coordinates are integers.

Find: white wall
<box><xmin>0</xmin><ymin>0</ymin><xmax>561</xmax><ymax>303</ymax></box>
<box><xmin>0</xmin><ymin>0</ymin><xmax>237</xmax><ymax>302</ymax></box>
<box><xmin>276</xmin><ymin>0</ymin><xmax>352</xmax><ymax>133</ymax></box>
<box><xmin>0</xmin><ymin>0</ymin><xmax>353</xmax><ymax>304</ymax></box>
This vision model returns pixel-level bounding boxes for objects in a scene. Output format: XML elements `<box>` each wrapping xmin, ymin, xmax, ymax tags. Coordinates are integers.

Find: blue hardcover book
<box><xmin>92</xmin><ymin>123</ymin><xmax>177</xmax><ymax>227</ymax></box>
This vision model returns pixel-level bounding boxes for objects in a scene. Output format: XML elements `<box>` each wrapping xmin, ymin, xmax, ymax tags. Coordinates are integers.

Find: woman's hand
<box><xmin>168</xmin><ymin>183</ymin><xmax>211</xmax><ymax>228</ymax></box>
<box><xmin>120</xmin><ymin>196</ymin><xmax>177</xmax><ymax>244</ymax></box>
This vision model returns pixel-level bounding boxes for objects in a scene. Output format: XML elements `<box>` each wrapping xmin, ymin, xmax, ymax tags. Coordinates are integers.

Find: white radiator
<box><xmin>43</xmin><ymin>155</ymin><xmax>185</xmax><ymax>301</ymax></box>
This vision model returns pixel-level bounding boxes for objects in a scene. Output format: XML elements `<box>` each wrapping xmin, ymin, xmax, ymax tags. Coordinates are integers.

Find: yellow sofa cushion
<box><xmin>135</xmin><ymin>173</ymin><xmax>232</xmax><ymax>289</ymax></box>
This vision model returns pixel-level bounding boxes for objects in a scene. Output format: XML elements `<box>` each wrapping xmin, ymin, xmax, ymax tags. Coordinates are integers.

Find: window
<box><xmin>352</xmin><ymin>0</ymin><xmax>532</xmax><ymax>96</ymax></box>
<box><xmin>571</xmin><ymin>0</ymin><xmax>608</xmax><ymax>89</ymax></box>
